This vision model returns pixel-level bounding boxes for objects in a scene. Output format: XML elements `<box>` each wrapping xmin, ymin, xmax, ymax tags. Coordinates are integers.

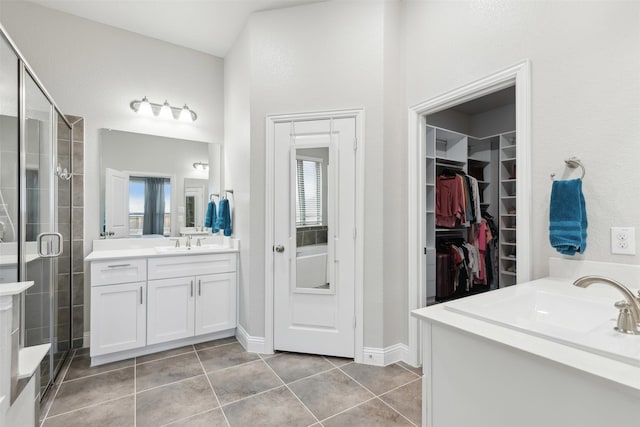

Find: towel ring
<box><xmin>550</xmin><ymin>157</ymin><xmax>585</xmax><ymax>181</ymax></box>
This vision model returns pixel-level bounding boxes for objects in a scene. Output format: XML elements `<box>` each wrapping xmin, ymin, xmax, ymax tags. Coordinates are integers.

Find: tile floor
<box><xmin>40</xmin><ymin>337</ymin><xmax>422</xmax><ymax>427</ymax></box>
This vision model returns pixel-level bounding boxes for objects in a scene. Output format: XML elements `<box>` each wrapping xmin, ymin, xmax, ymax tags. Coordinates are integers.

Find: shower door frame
<box><xmin>2</xmin><ymin>22</ymin><xmax>75</xmax><ymax>400</ymax></box>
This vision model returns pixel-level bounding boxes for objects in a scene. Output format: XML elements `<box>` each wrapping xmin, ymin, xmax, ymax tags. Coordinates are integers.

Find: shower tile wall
<box><xmin>296</xmin><ymin>226</ymin><xmax>328</xmax><ymax>247</ymax></box>
<box><xmin>55</xmin><ymin>117</ymin><xmax>71</xmax><ymax>355</ymax></box>
<box><xmin>67</xmin><ymin>115</ymin><xmax>84</xmax><ymax>349</ymax></box>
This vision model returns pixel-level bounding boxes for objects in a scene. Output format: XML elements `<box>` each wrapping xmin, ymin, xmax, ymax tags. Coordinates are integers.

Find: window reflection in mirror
<box><xmin>295</xmin><ymin>147</ymin><xmax>330</xmax><ymax>292</ymax></box>
<box><xmin>128</xmin><ymin>177</ymin><xmax>171</xmax><ymax>236</ymax></box>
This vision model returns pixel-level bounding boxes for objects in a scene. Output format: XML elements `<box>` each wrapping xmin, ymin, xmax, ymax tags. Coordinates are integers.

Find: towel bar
<box><xmin>550</xmin><ymin>157</ymin><xmax>585</xmax><ymax>181</ymax></box>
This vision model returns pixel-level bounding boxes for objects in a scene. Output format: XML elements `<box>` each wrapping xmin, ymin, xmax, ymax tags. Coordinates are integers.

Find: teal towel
<box><xmin>204</xmin><ymin>201</ymin><xmax>218</xmax><ymax>231</ymax></box>
<box><xmin>215</xmin><ymin>199</ymin><xmax>232</xmax><ymax>236</ymax></box>
<box><xmin>549</xmin><ymin>178</ymin><xmax>587</xmax><ymax>255</ymax></box>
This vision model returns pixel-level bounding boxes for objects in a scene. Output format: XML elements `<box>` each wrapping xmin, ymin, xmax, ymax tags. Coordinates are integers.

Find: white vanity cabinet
<box><xmin>195</xmin><ymin>272</ymin><xmax>237</xmax><ymax>335</ymax></box>
<box><xmin>89</xmin><ymin>249</ymin><xmax>238</xmax><ymax>365</ymax></box>
<box><xmin>146</xmin><ymin>254</ymin><xmax>237</xmax><ymax>345</ymax></box>
<box><xmin>90</xmin><ymin>259</ymin><xmax>148</xmax><ymax>356</ymax></box>
<box><xmin>147</xmin><ymin>277</ymin><xmax>195</xmax><ymax>345</ymax></box>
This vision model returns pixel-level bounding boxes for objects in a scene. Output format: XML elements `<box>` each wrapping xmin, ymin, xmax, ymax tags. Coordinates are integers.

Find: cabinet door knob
<box><xmin>275</xmin><ymin>245</ymin><xmax>285</xmax><ymax>253</ymax></box>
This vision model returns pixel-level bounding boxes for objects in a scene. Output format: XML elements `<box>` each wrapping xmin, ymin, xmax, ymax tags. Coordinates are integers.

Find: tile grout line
<box><xmin>378</xmin><ymin>376</ymin><xmax>422</xmax><ymax>398</ymax></box>
<box><xmin>341</xmin><ymin>367</ymin><xmax>419</xmax><ymax>427</ymax></box>
<box><xmin>159</xmin><ymin>408</ymin><xmax>220</xmax><ymax>427</ymax></box>
<box><xmin>134</xmin><ymin>356</ymin><xmax>137</xmax><ymax>427</ymax></box>
<box><xmin>194</xmin><ymin>345</ymin><xmax>231</xmax><ymax>427</ymax></box>
<box><xmin>395</xmin><ymin>362</ymin><xmax>422</xmax><ymax>378</ymax></box>
<box><xmin>334</xmin><ymin>365</ymin><xmax>417</xmax><ymax>425</ymax></box>
<box><xmin>219</xmin><ymin>383</ymin><xmax>286</xmax><ymax>408</ymax></box>
<box><xmin>261</xmin><ymin>358</ymin><xmax>322</xmax><ymax>425</ymax></box>
<box><xmin>375</xmin><ymin>396</ymin><xmax>418</xmax><ymax>427</ymax></box>
<box><xmin>60</xmin><ymin>362</ymin><xmax>136</xmax><ymax>384</ymax></box>
<box><xmin>201</xmin><ymin>356</ymin><xmax>264</xmax><ymax>376</ymax></box>
<box><xmin>41</xmin><ymin>349</ymin><xmax>76</xmax><ymax>424</ymax></box>
<box><xmin>42</xmin><ymin>393</ymin><xmax>136</xmax><ymax>421</ymax></box>
<box><xmin>135</xmin><ymin>349</ymin><xmax>196</xmax><ymax>366</ymax></box>
<box><xmin>282</xmin><ymin>365</ymin><xmax>339</xmax><ymax>388</ymax></box>
<box><xmin>318</xmin><ymin>396</ymin><xmax>379</xmax><ymax>424</ymax></box>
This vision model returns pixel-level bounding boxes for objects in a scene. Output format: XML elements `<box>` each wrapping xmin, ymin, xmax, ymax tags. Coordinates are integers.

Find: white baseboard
<box><xmin>236</xmin><ymin>324</ymin><xmax>265</xmax><ymax>354</ymax></box>
<box><xmin>362</xmin><ymin>343</ymin><xmax>410</xmax><ymax>366</ymax></box>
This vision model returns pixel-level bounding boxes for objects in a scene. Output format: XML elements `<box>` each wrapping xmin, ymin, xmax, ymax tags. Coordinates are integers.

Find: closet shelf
<box><xmin>501</xmin><ymin>270</ymin><xmax>517</xmax><ymax>276</ymax></box>
<box><xmin>436</xmin><ymin>158</ymin><xmax>466</xmax><ymax>167</ymax></box>
<box><xmin>436</xmin><ymin>228</ymin><xmax>467</xmax><ymax>232</ymax></box>
<box><xmin>477</xmin><ymin>181</ymin><xmax>490</xmax><ymax>187</ymax></box>
<box><xmin>501</xmin><ymin>214</ymin><xmax>516</xmax><ymax>217</ymax></box>
<box><xmin>502</xmin><ymin>241</ymin><xmax>517</xmax><ymax>246</ymax></box>
<box><xmin>501</xmin><ymin>195</ymin><xmax>516</xmax><ymax>199</ymax></box>
<box><xmin>503</xmin><ymin>227</ymin><xmax>517</xmax><ymax>231</ymax></box>
<box><xmin>467</xmin><ymin>158</ymin><xmax>490</xmax><ymax>165</ymax></box>
<box><xmin>501</xmin><ymin>256</ymin><xmax>517</xmax><ymax>260</ymax></box>
<box><xmin>501</xmin><ymin>179</ymin><xmax>517</xmax><ymax>183</ymax></box>
<box><xmin>501</xmin><ymin>157</ymin><xmax>516</xmax><ymax>162</ymax></box>
<box><xmin>502</xmin><ymin>144</ymin><xmax>517</xmax><ymax>150</ymax></box>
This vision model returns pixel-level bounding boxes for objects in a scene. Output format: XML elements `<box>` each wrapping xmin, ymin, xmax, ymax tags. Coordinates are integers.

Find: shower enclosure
<box><xmin>0</xmin><ymin>25</ymin><xmax>73</xmax><ymax>399</ymax></box>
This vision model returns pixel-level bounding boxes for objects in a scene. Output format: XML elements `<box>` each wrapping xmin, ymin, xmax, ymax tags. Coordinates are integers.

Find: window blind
<box><xmin>296</xmin><ymin>159</ymin><xmax>322</xmax><ymax>226</ymax></box>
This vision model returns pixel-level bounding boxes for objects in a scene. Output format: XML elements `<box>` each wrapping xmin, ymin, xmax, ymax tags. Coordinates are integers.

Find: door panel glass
<box><xmin>295</xmin><ymin>146</ymin><xmax>331</xmax><ymax>293</ymax></box>
<box><xmin>23</xmin><ymin>72</ymin><xmax>54</xmax><ymax>395</ymax></box>
<box><xmin>0</xmin><ymin>33</ymin><xmax>19</xmax><ymax>283</ymax></box>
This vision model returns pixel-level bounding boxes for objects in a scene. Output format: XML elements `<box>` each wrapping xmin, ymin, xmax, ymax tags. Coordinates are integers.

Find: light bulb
<box><xmin>159</xmin><ymin>100</ymin><xmax>173</xmax><ymax>119</ymax></box>
<box><xmin>138</xmin><ymin>97</ymin><xmax>153</xmax><ymax>116</ymax></box>
<box><xmin>179</xmin><ymin>105</ymin><xmax>193</xmax><ymax>122</ymax></box>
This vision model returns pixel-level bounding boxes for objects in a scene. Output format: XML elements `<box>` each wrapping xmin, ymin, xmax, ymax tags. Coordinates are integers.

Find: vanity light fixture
<box><xmin>130</xmin><ymin>96</ymin><xmax>198</xmax><ymax>122</ymax></box>
<box><xmin>193</xmin><ymin>162</ymin><xmax>209</xmax><ymax>171</ymax></box>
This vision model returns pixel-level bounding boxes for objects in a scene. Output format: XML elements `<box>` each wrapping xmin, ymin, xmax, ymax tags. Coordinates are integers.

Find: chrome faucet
<box><xmin>186</xmin><ymin>235</ymin><xmax>192</xmax><ymax>249</ymax></box>
<box><xmin>573</xmin><ymin>275</ymin><xmax>640</xmax><ymax>335</ymax></box>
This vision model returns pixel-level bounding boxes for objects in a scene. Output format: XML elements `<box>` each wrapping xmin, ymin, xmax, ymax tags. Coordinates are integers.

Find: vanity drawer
<box><xmin>148</xmin><ymin>253</ymin><xmax>236</xmax><ymax>280</ymax></box>
<box><xmin>91</xmin><ymin>259</ymin><xmax>147</xmax><ymax>286</ymax></box>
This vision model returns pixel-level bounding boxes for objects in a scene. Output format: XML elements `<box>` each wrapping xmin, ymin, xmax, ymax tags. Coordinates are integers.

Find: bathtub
<box><xmin>296</xmin><ymin>244</ymin><xmax>329</xmax><ymax>289</ymax></box>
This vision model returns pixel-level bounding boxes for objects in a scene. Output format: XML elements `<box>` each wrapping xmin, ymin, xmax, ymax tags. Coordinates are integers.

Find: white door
<box><xmin>90</xmin><ymin>282</ymin><xmax>146</xmax><ymax>356</ymax></box>
<box><xmin>105</xmin><ymin>168</ymin><xmax>129</xmax><ymax>237</ymax></box>
<box><xmin>147</xmin><ymin>277</ymin><xmax>195</xmax><ymax>345</ymax></box>
<box><xmin>195</xmin><ymin>272</ymin><xmax>237</xmax><ymax>335</ymax></box>
<box><xmin>273</xmin><ymin>117</ymin><xmax>356</xmax><ymax>357</ymax></box>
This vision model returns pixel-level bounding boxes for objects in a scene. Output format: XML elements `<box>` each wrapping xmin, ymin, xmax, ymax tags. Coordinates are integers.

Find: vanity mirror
<box><xmin>99</xmin><ymin>129</ymin><xmax>220</xmax><ymax>237</ymax></box>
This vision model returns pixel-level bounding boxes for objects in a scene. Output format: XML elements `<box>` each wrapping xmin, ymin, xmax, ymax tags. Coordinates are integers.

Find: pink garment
<box><xmin>436</xmin><ymin>175</ymin><xmax>466</xmax><ymax>227</ymax></box>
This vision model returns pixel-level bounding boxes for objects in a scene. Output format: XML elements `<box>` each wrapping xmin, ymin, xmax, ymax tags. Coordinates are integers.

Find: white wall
<box><xmin>224</xmin><ymin>25</ymin><xmax>252</xmax><ymax>331</ymax></box>
<box><xmin>405</xmin><ymin>0</ymin><xmax>640</xmax><ymax>278</ymax></box>
<box><xmin>1</xmin><ymin>1</ymin><xmax>224</xmax><ymax>337</ymax></box>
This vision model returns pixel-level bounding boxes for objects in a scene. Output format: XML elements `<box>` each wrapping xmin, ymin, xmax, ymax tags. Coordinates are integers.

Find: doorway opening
<box><xmin>407</xmin><ymin>61</ymin><xmax>531</xmax><ymax>366</ymax></box>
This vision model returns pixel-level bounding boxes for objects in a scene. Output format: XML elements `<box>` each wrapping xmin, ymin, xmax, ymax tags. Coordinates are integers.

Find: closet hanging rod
<box><xmin>550</xmin><ymin>157</ymin><xmax>585</xmax><ymax>181</ymax></box>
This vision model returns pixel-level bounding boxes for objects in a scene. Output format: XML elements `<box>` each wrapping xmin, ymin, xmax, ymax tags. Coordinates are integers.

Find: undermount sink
<box><xmin>154</xmin><ymin>244</ymin><xmax>228</xmax><ymax>254</ymax></box>
<box><xmin>444</xmin><ymin>279</ymin><xmax>640</xmax><ymax>366</ymax></box>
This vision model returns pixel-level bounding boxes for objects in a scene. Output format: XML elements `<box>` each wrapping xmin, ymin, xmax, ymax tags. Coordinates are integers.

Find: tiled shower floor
<box><xmin>40</xmin><ymin>337</ymin><xmax>422</xmax><ymax>426</ymax></box>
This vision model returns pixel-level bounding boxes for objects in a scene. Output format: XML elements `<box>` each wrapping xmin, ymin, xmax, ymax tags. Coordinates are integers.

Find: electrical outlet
<box><xmin>611</xmin><ymin>227</ymin><xmax>636</xmax><ymax>255</ymax></box>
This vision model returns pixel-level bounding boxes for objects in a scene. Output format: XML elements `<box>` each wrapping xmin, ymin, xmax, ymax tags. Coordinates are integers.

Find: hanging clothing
<box><xmin>436</xmin><ymin>175</ymin><xmax>466</xmax><ymax>227</ymax></box>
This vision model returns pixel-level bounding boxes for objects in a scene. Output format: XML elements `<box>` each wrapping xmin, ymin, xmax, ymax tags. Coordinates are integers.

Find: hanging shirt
<box><xmin>436</xmin><ymin>175</ymin><xmax>466</xmax><ymax>227</ymax></box>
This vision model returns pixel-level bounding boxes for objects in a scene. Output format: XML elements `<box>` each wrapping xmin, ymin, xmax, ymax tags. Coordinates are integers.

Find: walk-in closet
<box><xmin>423</xmin><ymin>87</ymin><xmax>517</xmax><ymax>304</ymax></box>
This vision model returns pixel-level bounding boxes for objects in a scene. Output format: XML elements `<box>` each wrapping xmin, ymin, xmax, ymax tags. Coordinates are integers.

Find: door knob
<box><xmin>275</xmin><ymin>245</ymin><xmax>285</xmax><ymax>253</ymax></box>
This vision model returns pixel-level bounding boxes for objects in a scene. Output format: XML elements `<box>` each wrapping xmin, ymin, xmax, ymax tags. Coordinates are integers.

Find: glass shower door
<box><xmin>23</xmin><ymin>70</ymin><xmax>71</xmax><ymax>397</ymax></box>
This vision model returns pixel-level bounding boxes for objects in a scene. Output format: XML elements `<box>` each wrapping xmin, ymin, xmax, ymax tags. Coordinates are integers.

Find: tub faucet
<box><xmin>573</xmin><ymin>275</ymin><xmax>640</xmax><ymax>335</ymax></box>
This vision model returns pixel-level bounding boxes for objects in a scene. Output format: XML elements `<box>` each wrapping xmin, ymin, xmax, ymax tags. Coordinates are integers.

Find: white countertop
<box><xmin>0</xmin><ymin>281</ymin><xmax>34</xmax><ymax>297</ymax></box>
<box><xmin>86</xmin><ymin>236</ymin><xmax>239</xmax><ymax>262</ymax></box>
<box><xmin>412</xmin><ymin>278</ymin><xmax>640</xmax><ymax>393</ymax></box>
